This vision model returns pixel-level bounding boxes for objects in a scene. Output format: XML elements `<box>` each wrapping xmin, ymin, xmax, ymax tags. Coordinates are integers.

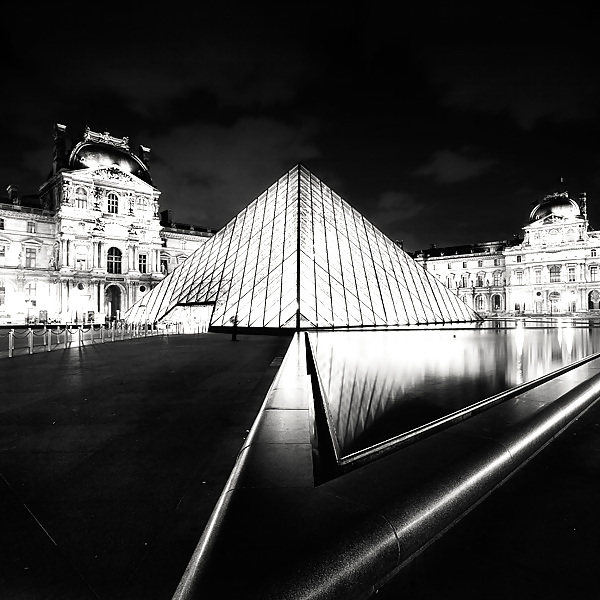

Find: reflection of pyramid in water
<box><xmin>125</xmin><ymin>165</ymin><xmax>481</xmax><ymax>328</ymax></box>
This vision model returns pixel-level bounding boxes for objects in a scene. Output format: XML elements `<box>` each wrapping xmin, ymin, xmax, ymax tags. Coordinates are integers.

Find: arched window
<box><xmin>549</xmin><ymin>265</ymin><xmax>561</xmax><ymax>283</ymax></box>
<box><xmin>76</xmin><ymin>187</ymin><xmax>88</xmax><ymax>209</ymax></box>
<box><xmin>476</xmin><ymin>295</ymin><xmax>485</xmax><ymax>310</ymax></box>
<box><xmin>107</xmin><ymin>192</ymin><xmax>119</xmax><ymax>214</ymax></box>
<box><xmin>107</xmin><ymin>247</ymin><xmax>122</xmax><ymax>274</ymax></box>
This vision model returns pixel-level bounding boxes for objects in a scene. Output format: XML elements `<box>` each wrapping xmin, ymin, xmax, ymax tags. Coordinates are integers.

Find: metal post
<box><xmin>64</xmin><ymin>327</ymin><xmax>68</xmax><ymax>349</ymax></box>
<box><xmin>8</xmin><ymin>329</ymin><xmax>14</xmax><ymax>358</ymax></box>
<box><xmin>101</xmin><ymin>325</ymin><xmax>105</xmax><ymax>343</ymax></box>
<box><xmin>79</xmin><ymin>326</ymin><xmax>83</xmax><ymax>346</ymax></box>
<box><xmin>28</xmin><ymin>328</ymin><xmax>33</xmax><ymax>354</ymax></box>
<box><xmin>47</xmin><ymin>329</ymin><xmax>51</xmax><ymax>351</ymax></box>
<box><xmin>111</xmin><ymin>326</ymin><xmax>115</xmax><ymax>342</ymax></box>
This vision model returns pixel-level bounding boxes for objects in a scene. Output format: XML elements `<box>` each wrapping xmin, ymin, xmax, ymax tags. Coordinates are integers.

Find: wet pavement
<box><xmin>0</xmin><ymin>332</ymin><xmax>291</xmax><ymax>600</ymax></box>
<box><xmin>376</xmin><ymin>398</ymin><xmax>600</xmax><ymax>600</ymax></box>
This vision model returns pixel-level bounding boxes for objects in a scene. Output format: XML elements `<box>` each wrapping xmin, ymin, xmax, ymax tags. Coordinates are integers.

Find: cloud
<box><xmin>414</xmin><ymin>149</ymin><xmax>496</xmax><ymax>184</ymax></box>
<box><xmin>145</xmin><ymin>117</ymin><xmax>320</xmax><ymax>229</ymax></box>
<box><xmin>420</xmin><ymin>41</ymin><xmax>600</xmax><ymax>130</ymax></box>
<box><xmin>368</xmin><ymin>190</ymin><xmax>424</xmax><ymax>238</ymax></box>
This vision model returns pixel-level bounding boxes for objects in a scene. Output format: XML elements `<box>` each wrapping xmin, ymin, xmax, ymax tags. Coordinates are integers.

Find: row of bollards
<box><xmin>5</xmin><ymin>323</ymin><xmax>183</xmax><ymax>358</ymax></box>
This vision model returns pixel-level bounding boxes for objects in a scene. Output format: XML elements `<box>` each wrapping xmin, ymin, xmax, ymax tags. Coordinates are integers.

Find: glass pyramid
<box><xmin>125</xmin><ymin>165</ymin><xmax>481</xmax><ymax>328</ymax></box>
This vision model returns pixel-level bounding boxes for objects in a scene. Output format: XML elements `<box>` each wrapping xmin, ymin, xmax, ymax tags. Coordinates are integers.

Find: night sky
<box><xmin>2</xmin><ymin>4</ymin><xmax>599</xmax><ymax>252</ymax></box>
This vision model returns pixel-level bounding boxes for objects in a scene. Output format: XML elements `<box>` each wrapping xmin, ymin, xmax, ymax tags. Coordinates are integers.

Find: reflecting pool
<box><xmin>308</xmin><ymin>319</ymin><xmax>600</xmax><ymax>460</ymax></box>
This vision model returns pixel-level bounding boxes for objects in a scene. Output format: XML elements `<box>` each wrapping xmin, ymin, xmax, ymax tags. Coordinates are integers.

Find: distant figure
<box><xmin>230</xmin><ymin>314</ymin><xmax>239</xmax><ymax>341</ymax></box>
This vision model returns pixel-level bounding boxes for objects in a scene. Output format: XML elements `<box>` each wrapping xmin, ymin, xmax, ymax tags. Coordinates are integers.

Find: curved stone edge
<box><xmin>172</xmin><ymin>332</ymin><xmax>600</xmax><ymax>600</ymax></box>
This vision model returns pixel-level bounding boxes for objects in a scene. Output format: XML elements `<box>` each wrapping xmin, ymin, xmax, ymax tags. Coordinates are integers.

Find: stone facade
<box><xmin>414</xmin><ymin>190</ymin><xmax>600</xmax><ymax>316</ymax></box>
<box><xmin>0</xmin><ymin>125</ymin><xmax>214</xmax><ymax>324</ymax></box>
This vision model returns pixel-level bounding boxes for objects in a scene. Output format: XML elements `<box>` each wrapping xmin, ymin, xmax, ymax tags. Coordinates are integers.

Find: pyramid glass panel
<box><xmin>124</xmin><ymin>165</ymin><xmax>482</xmax><ymax>328</ymax></box>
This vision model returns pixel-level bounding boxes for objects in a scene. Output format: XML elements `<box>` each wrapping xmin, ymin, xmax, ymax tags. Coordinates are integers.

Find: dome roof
<box><xmin>529</xmin><ymin>192</ymin><xmax>581</xmax><ymax>223</ymax></box>
<box><xmin>69</xmin><ymin>141</ymin><xmax>153</xmax><ymax>185</ymax></box>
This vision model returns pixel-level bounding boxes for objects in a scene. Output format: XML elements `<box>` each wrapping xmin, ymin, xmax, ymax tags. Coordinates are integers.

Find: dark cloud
<box><xmin>2</xmin><ymin>4</ymin><xmax>600</xmax><ymax>253</ymax></box>
<box><xmin>415</xmin><ymin>150</ymin><xmax>497</xmax><ymax>184</ymax></box>
<box><xmin>145</xmin><ymin>117</ymin><xmax>320</xmax><ymax>228</ymax></box>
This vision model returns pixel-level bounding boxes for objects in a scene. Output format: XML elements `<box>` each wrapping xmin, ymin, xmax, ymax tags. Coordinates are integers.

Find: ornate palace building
<box><xmin>414</xmin><ymin>189</ymin><xmax>600</xmax><ymax>316</ymax></box>
<box><xmin>0</xmin><ymin>124</ymin><xmax>214</xmax><ymax>324</ymax></box>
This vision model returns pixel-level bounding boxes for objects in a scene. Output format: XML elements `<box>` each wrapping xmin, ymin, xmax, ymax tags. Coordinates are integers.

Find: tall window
<box><xmin>76</xmin><ymin>187</ymin><xmax>88</xmax><ymax>209</ymax></box>
<box><xmin>493</xmin><ymin>272</ymin><xmax>502</xmax><ymax>286</ymax></box>
<box><xmin>591</xmin><ymin>266</ymin><xmax>598</xmax><ymax>282</ymax></box>
<box><xmin>108</xmin><ymin>192</ymin><xmax>119</xmax><ymax>214</ymax></box>
<box><xmin>516</xmin><ymin>255</ymin><xmax>522</xmax><ymax>263</ymax></box>
<box><xmin>550</xmin><ymin>265</ymin><xmax>561</xmax><ymax>283</ymax></box>
<box><xmin>138</xmin><ymin>254</ymin><xmax>147</xmax><ymax>273</ymax></box>
<box><xmin>25</xmin><ymin>248</ymin><xmax>36</xmax><ymax>268</ymax></box>
<box><xmin>516</xmin><ymin>271</ymin><xmax>523</xmax><ymax>285</ymax></box>
<box><xmin>535</xmin><ymin>270</ymin><xmax>542</xmax><ymax>284</ymax></box>
<box><xmin>107</xmin><ymin>247</ymin><xmax>122</xmax><ymax>274</ymax></box>
<box><xmin>461</xmin><ymin>274</ymin><xmax>469</xmax><ymax>287</ymax></box>
<box><xmin>477</xmin><ymin>260</ymin><xmax>483</xmax><ymax>267</ymax></box>
<box><xmin>0</xmin><ymin>281</ymin><xmax>4</xmax><ymax>306</ymax></box>
<box><xmin>568</xmin><ymin>267</ymin><xmax>576</xmax><ymax>282</ymax></box>
<box><xmin>27</xmin><ymin>221</ymin><xmax>36</xmax><ymax>233</ymax></box>
<box><xmin>476</xmin><ymin>275</ymin><xmax>484</xmax><ymax>287</ymax></box>
<box><xmin>592</xmin><ymin>249</ymin><xmax>597</xmax><ymax>258</ymax></box>
<box><xmin>462</xmin><ymin>262</ymin><xmax>467</xmax><ymax>268</ymax></box>
<box><xmin>0</xmin><ymin>218</ymin><xmax>4</xmax><ymax>230</ymax></box>
<box><xmin>0</xmin><ymin>245</ymin><xmax>5</xmax><ymax>267</ymax></box>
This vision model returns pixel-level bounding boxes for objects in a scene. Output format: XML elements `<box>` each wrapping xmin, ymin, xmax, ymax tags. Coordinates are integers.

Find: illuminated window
<box><xmin>25</xmin><ymin>248</ymin><xmax>36</xmax><ymax>268</ymax></box>
<box><xmin>108</xmin><ymin>192</ymin><xmax>119</xmax><ymax>214</ymax></box>
<box><xmin>568</xmin><ymin>267</ymin><xmax>576</xmax><ymax>282</ymax></box>
<box><xmin>591</xmin><ymin>266</ymin><xmax>597</xmax><ymax>282</ymax></box>
<box><xmin>107</xmin><ymin>247</ymin><xmax>122</xmax><ymax>274</ymax></box>
<box><xmin>139</xmin><ymin>254</ymin><xmax>147</xmax><ymax>273</ymax></box>
<box><xmin>27</xmin><ymin>221</ymin><xmax>36</xmax><ymax>233</ymax></box>
<box><xmin>76</xmin><ymin>187</ymin><xmax>87</xmax><ymax>209</ymax></box>
<box><xmin>535</xmin><ymin>270</ymin><xmax>542</xmax><ymax>284</ymax></box>
<box><xmin>550</xmin><ymin>265</ymin><xmax>561</xmax><ymax>283</ymax></box>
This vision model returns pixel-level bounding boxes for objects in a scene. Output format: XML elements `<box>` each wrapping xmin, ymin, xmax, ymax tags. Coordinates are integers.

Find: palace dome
<box><xmin>529</xmin><ymin>192</ymin><xmax>581</xmax><ymax>223</ymax></box>
<box><xmin>69</xmin><ymin>141</ymin><xmax>153</xmax><ymax>185</ymax></box>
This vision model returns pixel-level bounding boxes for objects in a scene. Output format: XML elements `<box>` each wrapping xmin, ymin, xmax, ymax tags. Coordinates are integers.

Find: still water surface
<box><xmin>308</xmin><ymin>320</ymin><xmax>600</xmax><ymax>459</ymax></box>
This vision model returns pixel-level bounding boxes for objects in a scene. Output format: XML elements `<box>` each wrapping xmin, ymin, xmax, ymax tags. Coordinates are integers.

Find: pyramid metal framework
<box><xmin>125</xmin><ymin>165</ymin><xmax>481</xmax><ymax>329</ymax></box>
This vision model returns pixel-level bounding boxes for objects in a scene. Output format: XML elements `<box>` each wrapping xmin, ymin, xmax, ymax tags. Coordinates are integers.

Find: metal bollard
<box><xmin>111</xmin><ymin>326</ymin><xmax>115</xmax><ymax>342</ymax></box>
<box><xmin>79</xmin><ymin>326</ymin><xmax>83</xmax><ymax>346</ymax></box>
<box><xmin>91</xmin><ymin>326</ymin><xmax>95</xmax><ymax>345</ymax></box>
<box><xmin>101</xmin><ymin>325</ymin><xmax>105</xmax><ymax>343</ymax></box>
<box><xmin>64</xmin><ymin>327</ymin><xmax>68</xmax><ymax>349</ymax></box>
<box><xmin>8</xmin><ymin>329</ymin><xmax>14</xmax><ymax>358</ymax></box>
<box><xmin>47</xmin><ymin>329</ymin><xmax>51</xmax><ymax>351</ymax></box>
<box><xmin>28</xmin><ymin>328</ymin><xmax>33</xmax><ymax>354</ymax></box>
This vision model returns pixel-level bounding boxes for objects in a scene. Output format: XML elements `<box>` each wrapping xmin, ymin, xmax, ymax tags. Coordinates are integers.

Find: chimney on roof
<box><xmin>160</xmin><ymin>209</ymin><xmax>172</xmax><ymax>226</ymax></box>
<box><xmin>7</xmin><ymin>184</ymin><xmax>19</xmax><ymax>205</ymax></box>
<box><xmin>53</xmin><ymin>123</ymin><xmax>68</xmax><ymax>174</ymax></box>
<box><xmin>138</xmin><ymin>145</ymin><xmax>151</xmax><ymax>168</ymax></box>
<box><xmin>580</xmin><ymin>192</ymin><xmax>588</xmax><ymax>220</ymax></box>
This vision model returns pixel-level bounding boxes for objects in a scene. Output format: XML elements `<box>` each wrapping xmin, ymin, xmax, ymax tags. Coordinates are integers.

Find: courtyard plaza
<box><xmin>1</xmin><ymin>329</ymin><xmax>600</xmax><ymax>599</ymax></box>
